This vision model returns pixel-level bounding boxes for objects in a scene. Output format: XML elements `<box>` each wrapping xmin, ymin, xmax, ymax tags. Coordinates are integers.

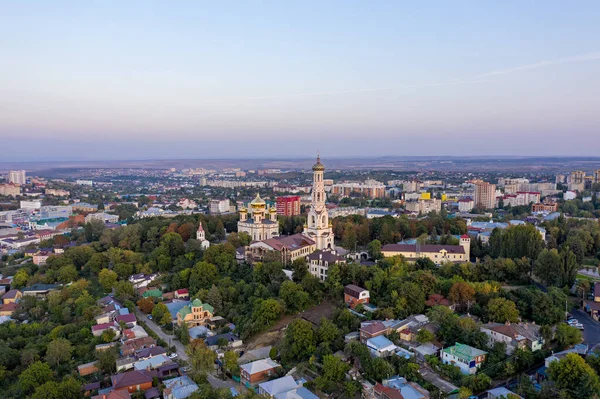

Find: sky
<box><xmin>1</xmin><ymin>1</ymin><xmax>599</xmax><ymax>161</ymax></box>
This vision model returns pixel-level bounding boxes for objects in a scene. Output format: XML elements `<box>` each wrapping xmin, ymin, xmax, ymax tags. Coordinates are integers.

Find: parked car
<box><xmin>168</xmin><ymin>353</ymin><xmax>178</xmax><ymax>359</ymax></box>
<box><xmin>147</xmin><ymin>315</ymin><xmax>153</xmax><ymax>320</ymax></box>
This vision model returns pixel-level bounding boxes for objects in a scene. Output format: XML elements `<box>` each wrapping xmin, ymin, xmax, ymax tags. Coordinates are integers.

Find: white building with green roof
<box><xmin>442</xmin><ymin>343</ymin><xmax>487</xmax><ymax>375</ymax></box>
<box><xmin>176</xmin><ymin>298</ymin><xmax>214</xmax><ymax>327</ymax></box>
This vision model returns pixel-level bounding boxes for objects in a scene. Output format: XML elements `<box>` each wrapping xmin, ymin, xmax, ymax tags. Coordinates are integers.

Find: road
<box><xmin>135</xmin><ymin>308</ymin><xmax>246</xmax><ymax>393</ymax></box>
<box><xmin>570</xmin><ymin>308</ymin><xmax>600</xmax><ymax>348</ymax></box>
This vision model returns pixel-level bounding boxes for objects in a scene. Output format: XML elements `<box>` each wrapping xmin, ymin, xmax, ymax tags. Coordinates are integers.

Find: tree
<box><xmin>45</xmin><ymin>338</ymin><xmax>72</xmax><ymax>367</ymax></box>
<box><xmin>186</xmin><ymin>340</ymin><xmax>216</xmax><ymax>382</ymax></box>
<box><xmin>558</xmin><ymin>247</ymin><xmax>579</xmax><ymax>288</ymax></box>
<box><xmin>98</xmin><ymin>268</ymin><xmax>118</xmax><ymax>291</ymax></box>
<box><xmin>322</xmin><ymin>354</ymin><xmax>350</xmax><ymax>382</ymax></box>
<box><xmin>96</xmin><ymin>347</ymin><xmax>118</xmax><ymax>374</ymax></box>
<box><xmin>214</xmin><ymin>220</ymin><xmax>226</xmax><ymax>241</ymax></box>
<box><xmin>190</xmin><ymin>262</ymin><xmax>218</xmax><ymax>293</ymax></box>
<box><xmin>485</xmin><ymin>297</ymin><xmax>520</xmax><ymax>323</ymax></box>
<box><xmin>205</xmin><ymin>285</ymin><xmax>223</xmax><ymax>315</ymax></box>
<box><xmin>137</xmin><ymin>297</ymin><xmax>155</xmax><ymax>313</ymax></box>
<box><xmin>18</xmin><ymin>361</ymin><xmax>53</xmax><ymax>394</ymax></box>
<box><xmin>251</xmin><ymin>299</ymin><xmax>283</xmax><ymax>327</ymax></box>
<box><xmin>534</xmin><ymin>249</ymin><xmax>561</xmax><ymax>286</ymax></box>
<box><xmin>416</xmin><ymin>328</ymin><xmax>435</xmax><ymax>344</ymax></box>
<box><xmin>555</xmin><ymin>324</ymin><xmax>582</xmax><ymax>347</ymax></box>
<box><xmin>448</xmin><ymin>282</ymin><xmax>475</xmax><ymax>311</ymax></box>
<box><xmin>367</xmin><ymin>240</ymin><xmax>382</xmax><ymax>260</ymax></box>
<box><xmin>12</xmin><ymin>268</ymin><xmax>29</xmax><ymax>288</ymax></box>
<box><xmin>223</xmin><ymin>351</ymin><xmax>239</xmax><ymax>376</ymax></box>
<box><xmin>291</xmin><ymin>258</ymin><xmax>308</xmax><ymax>282</ymax></box>
<box><xmin>152</xmin><ymin>302</ymin><xmax>170</xmax><ymax>325</ymax></box>
<box><xmin>317</xmin><ymin>318</ymin><xmax>341</xmax><ymax>346</ymax></box>
<box><xmin>178</xmin><ymin>322</ymin><xmax>190</xmax><ymax>345</ymax></box>
<box><xmin>114</xmin><ymin>281</ymin><xmax>134</xmax><ymax>301</ymax></box>
<box><xmin>279</xmin><ymin>280</ymin><xmax>310</xmax><ymax>313</ymax></box>
<box><xmin>57</xmin><ymin>265</ymin><xmax>78</xmax><ymax>284</ymax></box>
<box><xmin>547</xmin><ymin>353</ymin><xmax>600</xmax><ymax>399</ymax></box>
<box><xmin>282</xmin><ymin>319</ymin><xmax>316</xmax><ymax>362</ymax></box>
<box><xmin>342</xmin><ymin>223</ymin><xmax>358</xmax><ymax>250</ymax></box>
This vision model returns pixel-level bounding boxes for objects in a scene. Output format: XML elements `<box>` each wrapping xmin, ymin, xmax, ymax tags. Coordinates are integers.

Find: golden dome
<box><xmin>312</xmin><ymin>155</ymin><xmax>325</xmax><ymax>171</ymax></box>
<box><xmin>239</xmin><ymin>207</ymin><xmax>247</xmax><ymax>213</ymax></box>
<box><xmin>250</xmin><ymin>193</ymin><xmax>266</xmax><ymax>208</ymax></box>
<box><xmin>269</xmin><ymin>207</ymin><xmax>277</xmax><ymax>213</ymax></box>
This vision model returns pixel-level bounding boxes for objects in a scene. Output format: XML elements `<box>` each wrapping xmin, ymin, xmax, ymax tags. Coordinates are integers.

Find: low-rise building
<box><xmin>21</xmin><ymin>283</ymin><xmax>59</xmax><ymax>298</ymax></box>
<box><xmin>374</xmin><ymin>376</ymin><xmax>430</xmax><ymax>399</ymax></box>
<box><xmin>382</xmin><ymin>235</ymin><xmax>470</xmax><ymax>264</ymax></box>
<box><xmin>245</xmin><ymin>233</ymin><xmax>316</xmax><ymax>265</ymax></box>
<box><xmin>307</xmin><ymin>250</ymin><xmax>346</xmax><ymax>281</ymax></box>
<box><xmin>481</xmin><ymin>322</ymin><xmax>543</xmax><ymax>354</ymax></box>
<box><xmin>367</xmin><ymin>335</ymin><xmax>397</xmax><ymax>358</ymax></box>
<box><xmin>92</xmin><ymin>322</ymin><xmax>120</xmax><ymax>338</ymax></box>
<box><xmin>163</xmin><ymin>376</ymin><xmax>199</xmax><ymax>399</ymax></box>
<box><xmin>441</xmin><ymin>343</ymin><xmax>487</xmax><ymax>375</ymax></box>
<box><xmin>176</xmin><ymin>298</ymin><xmax>214</xmax><ymax>327</ymax></box>
<box><xmin>344</xmin><ymin>284</ymin><xmax>370</xmax><ymax>309</ymax></box>
<box><xmin>240</xmin><ymin>358</ymin><xmax>281</xmax><ymax>386</ymax></box>
<box><xmin>109</xmin><ymin>370</ymin><xmax>154</xmax><ymax>394</ymax></box>
<box><xmin>258</xmin><ymin>376</ymin><xmax>300</xmax><ymax>398</ymax></box>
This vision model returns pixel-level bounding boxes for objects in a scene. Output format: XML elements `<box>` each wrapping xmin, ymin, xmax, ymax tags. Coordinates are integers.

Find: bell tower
<box><xmin>303</xmin><ymin>155</ymin><xmax>334</xmax><ymax>250</ymax></box>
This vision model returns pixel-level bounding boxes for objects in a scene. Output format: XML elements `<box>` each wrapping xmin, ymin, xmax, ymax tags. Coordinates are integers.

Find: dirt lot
<box><xmin>245</xmin><ymin>300</ymin><xmax>336</xmax><ymax>350</ymax></box>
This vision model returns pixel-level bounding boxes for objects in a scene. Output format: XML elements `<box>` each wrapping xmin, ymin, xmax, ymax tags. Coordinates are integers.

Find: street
<box><xmin>135</xmin><ymin>308</ymin><xmax>246</xmax><ymax>393</ymax></box>
<box><xmin>570</xmin><ymin>308</ymin><xmax>600</xmax><ymax>348</ymax></box>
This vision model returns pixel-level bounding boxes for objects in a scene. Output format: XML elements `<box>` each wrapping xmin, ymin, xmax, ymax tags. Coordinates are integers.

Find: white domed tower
<box><xmin>303</xmin><ymin>156</ymin><xmax>334</xmax><ymax>250</ymax></box>
<box><xmin>196</xmin><ymin>222</ymin><xmax>210</xmax><ymax>250</ymax></box>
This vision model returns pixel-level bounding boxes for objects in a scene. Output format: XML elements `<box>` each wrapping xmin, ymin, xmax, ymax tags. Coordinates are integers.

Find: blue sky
<box><xmin>1</xmin><ymin>1</ymin><xmax>599</xmax><ymax>161</ymax></box>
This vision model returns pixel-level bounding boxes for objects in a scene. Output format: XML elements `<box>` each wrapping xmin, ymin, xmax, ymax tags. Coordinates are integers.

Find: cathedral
<box><xmin>240</xmin><ymin>156</ymin><xmax>335</xmax><ymax>264</ymax></box>
<box><xmin>303</xmin><ymin>156</ymin><xmax>335</xmax><ymax>250</ymax></box>
<box><xmin>237</xmin><ymin>193</ymin><xmax>279</xmax><ymax>241</ymax></box>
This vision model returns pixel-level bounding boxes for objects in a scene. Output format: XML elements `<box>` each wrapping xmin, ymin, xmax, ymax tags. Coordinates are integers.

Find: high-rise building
<box><xmin>276</xmin><ymin>196</ymin><xmax>301</xmax><ymax>216</ymax></box>
<box><xmin>594</xmin><ymin>170</ymin><xmax>600</xmax><ymax>184</ymax></box>
<box><xmin>303</xmin><ymin>156</ymin><xmax>335</xmax><ymax>250</ymax></box>
<box><xmin>8</xmin><ymin>170</ymin><xmax>26</xmax><ymax>185</ymax></box>
<box><xmin>474</xmin><ymin>181</ymin><xmax>496</xmax><ymax>210</ymax></box>
<box><xmin>568</xmin><ymin>171</ymin><xmax>586</xmax><ymax>192</ymax></box>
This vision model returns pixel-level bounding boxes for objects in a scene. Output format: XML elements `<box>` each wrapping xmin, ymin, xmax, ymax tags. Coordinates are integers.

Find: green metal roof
<box><xmin>142</xmin><ymin>289</ymin><xmax>162</xmax><ymax>298</ymax></box>
<box><xmin>178</xmin><ymin>305</ymin><xmax>191</xmax><ymax>318</ymax></box>
<box><xmin>443</xmin><ymin>343</ymin><xmax>487</xmax><ymax>361</ymax></box>
<box><xmin>178</xmin><ymin>299</ymin><xmax>214</xmax><ymax>318</ymax></box>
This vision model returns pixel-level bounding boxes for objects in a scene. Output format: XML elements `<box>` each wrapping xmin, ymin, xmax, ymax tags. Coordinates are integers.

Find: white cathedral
<box><xmin>240</xmin><ymin>156</ymin><xmax>335</xmax><ymax>263</ymax></box>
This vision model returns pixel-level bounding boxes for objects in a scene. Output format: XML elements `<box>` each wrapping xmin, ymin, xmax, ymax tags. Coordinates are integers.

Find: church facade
<box><xmin>237</xmin><ymin>193</ymin><xmax>279</xmax><ymax>241</ymax></box>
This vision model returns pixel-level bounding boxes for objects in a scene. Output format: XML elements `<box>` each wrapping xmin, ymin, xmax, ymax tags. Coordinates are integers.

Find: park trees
<box><xmin>186</xmin><ymin>340</ymin><xmax>216</xmax><ymax>382</ymax></box>
<box><xmin>485</xmin><ymin>297</ymin><xmax>520</xmax><ymax>323</ymax></box>
<box><xmin>282</xmin><ymin>319</ymin><xmax>316</xmax><ymax>362</ymax></box>
<box><xmin>547</xmin><ymin>353</ymin><xmax>600</xmax><ymax>399</ymax></box>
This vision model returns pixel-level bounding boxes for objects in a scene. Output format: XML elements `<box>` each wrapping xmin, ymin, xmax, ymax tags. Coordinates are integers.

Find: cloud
<box><xmin>475</xmin><ymin>51</ymin><xmax>600</xmax><ymax>78</ymax></box>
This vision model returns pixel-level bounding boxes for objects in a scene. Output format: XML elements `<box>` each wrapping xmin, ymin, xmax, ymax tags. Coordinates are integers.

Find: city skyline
<box><xmin>2</xmin><ymin>1</ymin><xmax>600</xmax><ymax>161</ymax></box>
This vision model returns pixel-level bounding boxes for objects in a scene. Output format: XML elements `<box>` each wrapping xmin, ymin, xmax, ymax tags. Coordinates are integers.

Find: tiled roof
<box><xmin>307</xmin><ymin>250</ymin><xmax>345</xmax><ymax>263</ymax></box>
<box><xmin>2</xmin><ymin>289</ymin><xmax>20</xmax><ymax>299</ymax></box>
<box><xmin>374</xmin><ymin>383</ymin><xmax>405</xmax><ymax>399</ymax></box>
<box><xmin>361</xmin><ymin>321</ymin><xmax>387</xmax><ymax>335</ymax></box>
<box><xmin>382</xmin><ymin>244</ymin><xmax>465</xmax><ymax>254</ymax></box>
<box><xmin>262</xmin><ymin>233</ymin><xmax>315</xmax><ymax>251</ymax></box>
<box><xmin>111</xmin><ymin>370</ymin><xmax>153</xmax><ymax>389</ymax></box>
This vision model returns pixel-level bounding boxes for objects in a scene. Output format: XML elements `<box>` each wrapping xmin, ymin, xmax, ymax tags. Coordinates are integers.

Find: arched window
<box><xmin>312</xmin><ymin>216</ymin><xmax>316</xmax><ymax>224</ymax></box>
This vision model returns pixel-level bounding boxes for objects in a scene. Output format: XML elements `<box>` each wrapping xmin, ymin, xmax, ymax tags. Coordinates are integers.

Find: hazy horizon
<box><xmin>2</xmin><ymin>1</ymin><xmax>600</xmax><ymax>161</ymax></box>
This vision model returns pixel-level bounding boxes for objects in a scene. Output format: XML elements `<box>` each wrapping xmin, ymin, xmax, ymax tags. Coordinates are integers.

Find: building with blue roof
<box><xmin>366</xmin><ymin>335</ymin><xmax>397</xmax><ymax>358</ymax></box>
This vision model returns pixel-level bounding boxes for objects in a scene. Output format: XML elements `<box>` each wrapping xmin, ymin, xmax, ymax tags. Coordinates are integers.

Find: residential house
<box><xmin>95</xmin><ymin>312</ymin><xmax>112</xmax><ymax>325</ymax></box>
<box><xmin>344</xmin><ymin>284</ymin><xmax>370</xmax><ymax>309</ymax></box>
<box><xmin>123</xmin><ymin>325</ymin><xmax>149</xmax><ymax>340</ymax></box>
<box><xmin>413</xmin><ymin>343</ymin><xmax>441</xmax><ymax>363</ymax></box>
<box><xmin>142</xmin><ymin>289</ymin><xmax>163</xmax><ymax>300</ymax></box>
<box><xmin>486</xmin><ymin>387</ymin><xmax>523</xmax><ymax>399</ymax></box>
<box><xmin>77</xmin><ymin>361</ymin><xmax>99</xmax><ymax>376</ymax></box>
<box><xmin>205</xmin><ymin>332</ymin><xmax>243</xmax><ymax>351</ymax></box>
<box><xmin>307</xmin><ymin>250</ymin><xmax>346</xmax><ymax>281</ymax></box>
<box><xmin>115</xmin><ymin>313</ymin><xmax>137</xmax><ymax>328</ymax></box>
<box><xmin>176</xmin><ymin>298</ymin><xmax>214</xmax><ymax>327</ymax></box>
<box><xmin>121</xmin><ymin>337</ymin><xmax>156</xmax><ymax>356</ymax></box>
<box><xmin>375</xmin><ymin>376</ymin><xmax>430</xmax><ymax>399</ymax></box>
<box><xmin>175</xmin><ymin>289</ymin><xmax>189</xmax><ymax>299</ymax></box>
<box><xmin>425</xmin><ymin>294</ymin><xmax>453</xmax><ymax>309</ymax></box>
<box><xmin>163</xmin><ymin>376</ymin><xmax>198</xmax><ymax>399</ymax></box>
<box><xmin>110</xmin><ymin>370</ymin><xmax>154</xmax><ymax>393</ymax></box>
<box><xmin>135</xmin><ymin>346</ymin><xmax>166</xmax><ymax>360</ymax></box>
<box><xmin>21</xmin><ymin>283</ymin><xmax>60</xmax><ymax>298</ymax></box>
<box><xmin>157</xmin><ymin>363</ymin><xmax>180</xmax><ymax>380</ymax></box>
<box><xmin>393</xmin><ymin>314</ymin><xmax>430</xmax><ymax>342</ymax></box>
<box><xmin>442</xmin><ymin>343</ymin><xmax>487</xmax><ymax>375</ymax></box>
<box><xmin>2</xmin><ymin>289</ymin><xmax>21</xmax><ymax>304</ymax></box>
<box><xmin>0</xmin><ymin>302</ymin><xmax>17</xmax><ymax>316</ymax></box>
<box><xmin>258</xmin><ymin>376</ymin><xmax>300</xmax><ymax>398</ymax></box>
<box><xmin>240</xmin><ymin>358</ymin><xmax>281</xmax><ymax>386</ymax></box>
<box><xmin>366</xmin><ymin>335</ymin><xmax>398</xmax><ymax>358</ymax></box>
<box><xmin>360</xmin><ymin>321</ymin><xmax>388</xmax><ymax>344</ymax></box>
<box><xmin>133</xmin><ymin>354</ymin><xmax>171</xmax><ymax>371</ymax></box>
<box><xmin>116</xmin><ymin>356</ymin><xmax>137</xmax><ymax>372</ymax></box>
<box><xmin>32</xmin><ymin>250</ymin><xmax>52</xmax><ymax>266</ymax></box>
<box><xmin>92</xmin><ymin>391</ymin><xmax>132</xmax><ymax>399</ymax></box>
<box><xmin>92</xmin><ymin>322</ymin><xmax>120</xmax><ymax>338</ymax></box>
<box><xmin>481</xmin><ymin>322</ymin><xmax>543</xmax><ymax>354</ymax></box>
<box><xmin>274</xmin><ymin>387</ymin><xmax>319</xmax><ymax>399</ymax></box>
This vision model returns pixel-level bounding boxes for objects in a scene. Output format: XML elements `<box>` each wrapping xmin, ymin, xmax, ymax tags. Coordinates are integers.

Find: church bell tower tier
<box><xmin>303</xmin><ymin>156</ymin><xmax>335</xmax><ymax>250</ymax></box>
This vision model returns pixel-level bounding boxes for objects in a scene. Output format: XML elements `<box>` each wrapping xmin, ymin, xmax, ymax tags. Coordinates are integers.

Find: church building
<box><xmin>237</xmin><ymin>193</ymin><xmax>279</xmax><ymax>241</ymax></box>
<box><xmin>303</xmin><ymin>156</ymin><xmax>335</xmax><ymax>250</ymax></box>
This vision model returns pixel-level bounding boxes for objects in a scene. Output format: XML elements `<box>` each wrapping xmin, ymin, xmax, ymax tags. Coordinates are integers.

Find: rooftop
<box><xmin>443</xmin><ymin>343</ymin><xmax>487</xmax><ymax>360</ymax></box>
<box><xmin>240</xmin><ymin>358</ymin><xmax>281</xmax><ymax>375</ymax></box>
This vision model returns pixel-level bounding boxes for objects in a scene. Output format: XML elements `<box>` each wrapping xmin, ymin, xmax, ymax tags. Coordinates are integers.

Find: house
<box><xmin>360</xmin><ymin>321</ymin><xmax>388</xmax><ymax>343</ymax></box>
<box><xmin>163</xmin><ymin>375</ymin><xmax>199</xmax><ymax>399</ymax></box>
<box><xmin>240</xmin><ymin>358</ymin><xmax>281</xmax><ymax>385</ymax></box>
<box><xmin>92</xmin><ymin>391</ymin><xmax>132</xmax><ymax>399</ymax></box>
<box><xmin>381</xmin><ymin>236</ymin><xmax>470</xmax><ymax>263</ymax></box>
<box><xmin>123</xmin><ymin>325</ymin><xmax>149</xmax><ymax>340</ymax></box>
<box><xmin>274</xmin><ymin>387</ymin><xmax>318</xmax><ymax>399</ymax></box>
<box><xmin>96</xmin><ymin>342</ymin><xmax>119</xmax><ymax>352</ymax></box>
<box><xmin>425</xmin><ymin>294</ymin><xmax>453</xmax><ymax>309</ymax></box>
<box><xmin>135</xmin><ymin>346</ymin><xmax>166</xmax><ymax>360</ymax></box>
<box><xmin>174</xmin><ymin>289</ymin><xmax>189</xmax><ymax>300</ymax></box>
<box><xmin>95</xmin><ymin>312</ymin><xmax>112</xmax><ymax>325</ymax></box>
<box><xmin>157</xmin><ymin>363</ymin><xmax>180</xmax><ymax>380</ymax></box>
<box><xmin>344</xmin><ymin>284</ymin><xmax>370</xmax><ymax>309</ymax></box>
<box><xmin>142</xmin><ymin>289</ymin><xmax>163</xmax><ymax>300</ymax></box>
<box><xmin>21</xmin><ymin>283</ymin><xmax>60</xmax><ymax>298</ymax></box>
<box><xmin>258</xmin><ymin>376</ymin><xmax>300</xmax><ymax>398</ymax></box>
<box><xmin>486</xmin><ymin>387</ymin><xmax>523</xmax><ymax>399</ymax></box>
<box><xmin>481</xmin><ymin>322</ymin><xmax>543</xmax><ymax>354</ymax></box>
<box><xmin>32</xmin><ymin>250</ymin><xmax>52</xmax><ymax>266</ymax></box>
<box><xmin>144</xmin><ymin>387</ymin><xmax>161</xmax><ymax>399</ymax></box>
<box><xmin>413</xmin><ymin>343</ymin><xmax>441</xmax><ymax>363</ymax></box>
<box><xmin>115</xmin><ymin>313</ymin><xmax>137</xmax><ymax>328</ymax></box>
<box><xmin>366</xmin><ymin>335</ymin><xmax>398</xmax><ymax>358</ymax></box>
<box><xmin>77</xmin><ymin>361</ymin><xmax>99</xmax><ymax>376</ymax></box>
<box><xmin>121</xmin><ymin>337</ymin><xmax>156</xmax><ymax>356</ymax></box>
<box><xmin>133</xmin><ymin>354</ymin><xmax>171</xmax><ymax>371</ymax></box>
<box><xmin>116</xmin><ymin>356</ymin><xmax>137</xmax><ymax>372</ymax></box>
<box><xmin>442</xmin><ymin>343</ymin><xmax>487</xmax><ymax>375</ymax></box>
<box><xmin>0</xmin><ymin>302</ymin><xmax>17</xmax><ymax>316</ymax></box>
<box><xmin>2</xmin><ymin>289</ymin><xmax>21</xmax><ymax>304</ymax></box>
<box><xmin>375</xmin><ymin>376</ymin><xmax>430</xmax><ymax>399</ymax></box>
<box><xmin>110</xmin><ymin>370</ymin><xmax>154</xmax><ymax>393</ymax></box>
<box><xmin>83</xmin><ymin>381</ymin><xmax>102</xmax><ymax>396</ymax></box>
<box><xmin>205</xmin><ymin>332</ymin><xmax>243</xmax><ymax>351</ymax></box>
<box><xmin>306</xmin><ymin>250</ymin><xmax>346</xmax><ymax>281</ymax></box>
<box><xmin>92</xmin><ymin>322</ymin><xmax>120</xmax><ymax>338</ymax></box>
<box><xmin>176</xmin><ymin>298</ymin><xmax>214</xmax><ymax>327</ymax></box>
<box><xmin>392</xmin><ymin>314</ymin><xmax>430</xmax><ymax>342</ymax></box>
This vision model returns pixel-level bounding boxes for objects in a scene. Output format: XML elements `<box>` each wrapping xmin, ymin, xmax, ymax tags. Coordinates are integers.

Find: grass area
<box><xmin>576</xmin><ymin>273</ymin><xmax>600</xmax><ymax>282</ymax></box>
